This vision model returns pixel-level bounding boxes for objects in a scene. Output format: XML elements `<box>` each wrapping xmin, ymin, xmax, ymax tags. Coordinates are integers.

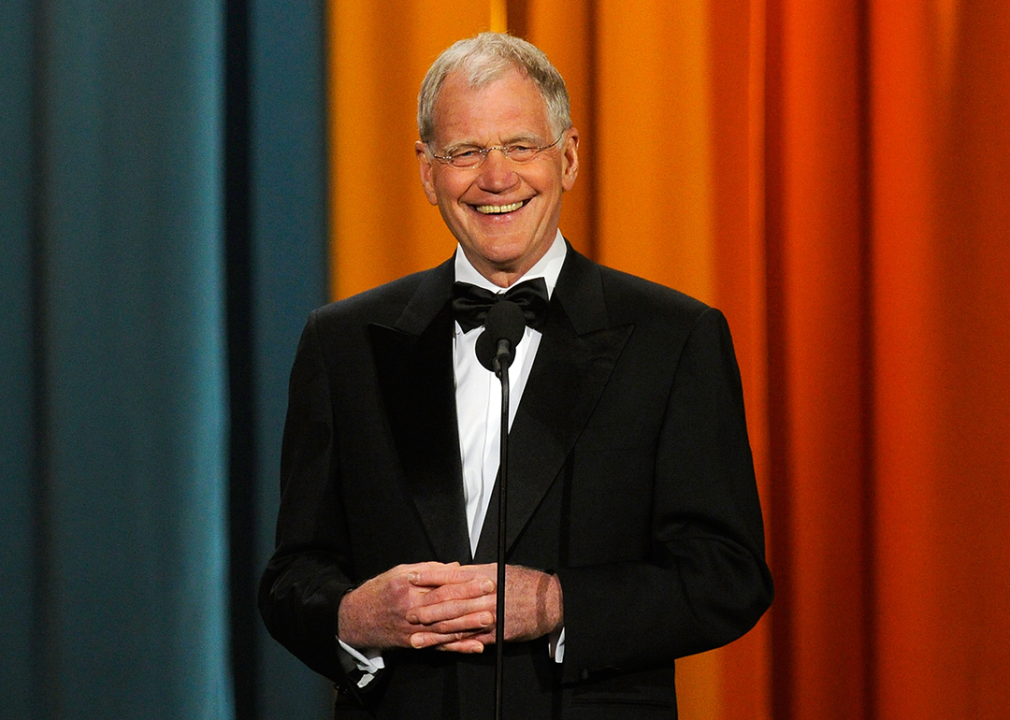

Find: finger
<box><xmin>414</xmin><ymin>576</ymin><xmax>495</xmax><ymax>607</ymax></box>
<box><xmin>440</xmin><ymin>630</ymin><xmax>494</xmax><ymax>650</ymax></box>
<box><xmin>408</xmin><ymin>590</ymin><xmax>496</xmax><ymax>625</ymax></box>
<box><xmin>408</xmin><ymin>564</ymin><xmax>488</xmax><ymax>588</ymax></box>
<box><xmin>407</xmin><ymin>592</ymin><xmax>494</xmax><ymax>625</ymax></box>
<box><xmin>408</xmin><ymin>608</ymin><xmax>494</xmax><ymax>634</ymax></box>
<box><xmin>409</xmin><ymin>628</ymin><xmax>485</xmax><ymax>650</ymax></box>
<box><xmin>398</xmin><ymin>561</ymin><xmax>461</xmax><ymax>586</ymax></box>
<box><xmin>436</xmin><ymin>638</ymin><xmax>486</xmax><ymax>654</ymax></box>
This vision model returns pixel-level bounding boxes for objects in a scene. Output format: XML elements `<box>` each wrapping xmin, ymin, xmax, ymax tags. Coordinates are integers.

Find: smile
<box><xmin>473</xmin><ymin>200</ymin><xmax>527</xmax><ymax>214</ymax></box>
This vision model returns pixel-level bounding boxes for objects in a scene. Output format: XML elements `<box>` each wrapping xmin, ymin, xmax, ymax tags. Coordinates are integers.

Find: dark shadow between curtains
<box><xmin>227</xmin><ymin>1</ymin><xmax>332</xmax><ymax>718</ymax></box>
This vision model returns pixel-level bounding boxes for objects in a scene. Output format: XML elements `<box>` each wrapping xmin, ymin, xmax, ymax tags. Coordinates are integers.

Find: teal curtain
<box><xmin>4</xmin><ymin>1</ymin><xmax>232</xmax><ymax>718</ymax></box>
<box><xmin>246</xmin><ymin>0</ymin><xmax>332</xmax><ymax>717</ymax></box>
<box><xmin>1</xmin><ymin>1</ymin><xmax>37</xmax><ymax>718</ymax></box>
<box><xmin>1</xmin><ymin>1</ymin><xmax>329</xmax><ymax>718</ymax></box>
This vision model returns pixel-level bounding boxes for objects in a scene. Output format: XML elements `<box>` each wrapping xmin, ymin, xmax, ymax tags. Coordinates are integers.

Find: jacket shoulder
<box><xmin>593</xmin><ymin>262</ymin><xmax>715</xmax><ymax>329</ymax></box>
<box><xmin>311</xmin><ymin>263</ymin><xmax>448</xmax><ymax>330</ymax></box>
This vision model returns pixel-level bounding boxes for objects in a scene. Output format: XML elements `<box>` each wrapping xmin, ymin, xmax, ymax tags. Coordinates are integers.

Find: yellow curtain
<box><xmin>326</xmin><ymin>1</ymin><xmax>1010</xmax><ymax>717</ymax></box>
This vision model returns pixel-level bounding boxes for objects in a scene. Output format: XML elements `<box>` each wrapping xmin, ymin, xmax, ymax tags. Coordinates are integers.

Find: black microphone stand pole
<box><xmin>475</xmin><ymin>299</ymin><xmax>526</xmax><ymax>720</ymax></box>
<box><xmin>493</xmin><ymin>343</ymin><xmax>510</xmax><ymax>720</ymax></box>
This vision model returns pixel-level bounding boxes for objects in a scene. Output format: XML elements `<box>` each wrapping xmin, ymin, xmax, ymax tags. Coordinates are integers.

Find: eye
<box><xmin>450</xmin><ymin>147</ymin><xmax>483</xmax><ymax>160</ymax></box>
<box><xmin>506</xmin><ymin>144</ymin><xmax>538</xmax><ymax>161</ymax></box>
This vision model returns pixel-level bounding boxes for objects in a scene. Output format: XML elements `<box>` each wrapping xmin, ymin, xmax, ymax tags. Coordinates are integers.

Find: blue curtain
<box><xmin>244</xmin><ymin>0</ymin><xmax>332</xmax><ymax>717</ymax></box>
<box><xmin>1</xmin><ymin>1</ymin><xmax>329</xmax><ymax>718</ymax></box>
<box><xmin>1</xmin><ymin>1</ymin><xmax>38</xmax><ymax>717</ymax></box>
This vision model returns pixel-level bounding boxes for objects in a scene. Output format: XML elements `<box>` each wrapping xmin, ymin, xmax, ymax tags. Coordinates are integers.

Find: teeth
<box><xmin>474</xmin><ymin>201</ymin><xmax>524</xmax><ymax>214</ymax></box>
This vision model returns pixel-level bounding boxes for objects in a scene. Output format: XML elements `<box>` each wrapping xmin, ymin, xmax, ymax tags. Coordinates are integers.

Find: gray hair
<box><xmin>417</xmin><ymin>32</ymin><xmax>571</xmax><ymax>144</ymax></box>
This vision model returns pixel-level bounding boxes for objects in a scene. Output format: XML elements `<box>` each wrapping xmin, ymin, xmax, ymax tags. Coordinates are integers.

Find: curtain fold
<box><xmin>38</xmin><ymin>3</ymin><xmax>232</xmax><ymax>716</ymax></box>
<box><xmin>327</xmin><ymin>0</ymin><xmax>495</xmax><ymax>298</ymax></box>
<box><xmin>3</xmin><ymin>2</ymin><xmax>233</xmax><ymax>718</ymax></box>
<box><xmin>764</xmin><ymin>1</ymin><xmax>873</xmax><ymax>717</ymax></box>
<box><xmin>3</xmin><ymin>2</ymin><xmax>331</xmax><ymax>718</ymax></box>
<box><xmin>325</xmin><ymin>1</ymin><xmax>1010</xmax><ymax>717</ymax></box>
<box><xmin>0</xmin><ymin>2</ymin><xmax>38</xmax><ymax>718</ymax></box>
<box><xmin>870</xmin><ymin>2</ymin><xmax>1010</xmax><ymax>718</ymax></box>
<box><xmin>247</xmin><ymin>1</ymin><xmax>333</xmax><ymax>718</ymax></box>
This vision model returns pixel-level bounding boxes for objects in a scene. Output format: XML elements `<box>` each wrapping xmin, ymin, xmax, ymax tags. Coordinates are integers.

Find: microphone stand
<box><xmin>492</xmin><ymin>344</ymin><xmax>510</xmax><ymax>720</ymax></box>
<box><xmin>474</xmin><ymin>300</ymin><xmax>526</xmax><ymax>720</ymax></box>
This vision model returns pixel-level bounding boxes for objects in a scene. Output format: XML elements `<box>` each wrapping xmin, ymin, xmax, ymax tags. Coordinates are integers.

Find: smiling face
<box><xmin>416</xmin><ymin>68</ymin><xmax>579</xmax><ymax>287</ymax></box>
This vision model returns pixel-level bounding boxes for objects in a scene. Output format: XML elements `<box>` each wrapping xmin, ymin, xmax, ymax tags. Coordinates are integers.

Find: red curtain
<box><xmin>326</xmin><ymin>2</ymin><xmax>1010</xmax><ymax>717</ymax></box>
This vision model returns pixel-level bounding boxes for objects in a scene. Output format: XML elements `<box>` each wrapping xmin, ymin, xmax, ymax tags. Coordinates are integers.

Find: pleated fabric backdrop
<box><xmin>324</xmin><ymin>1</ymin><xmax>1010</xmax><ymax>719</ymax></box>
<box><xmin>3</xmin><ymin>2</ymin><xmax>233</xmax><ymax>718</ymax></box>
<box><xmin>2</xmin><ymin>1</ymin><xmax>332</xmax><ymax>718</ymax></box>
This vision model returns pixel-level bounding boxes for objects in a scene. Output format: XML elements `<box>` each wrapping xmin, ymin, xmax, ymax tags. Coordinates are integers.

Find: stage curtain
<box><xmin>325</xmin><ymin>1</ymin><xmax>1010</xmax><ymax>718</ymax></box>
<box><xmin>869</xmin><ymin>1</ymin><xmax>1010</xmax><ymax>718</ymax></box>
<box><xmin>242</xmin><ymin>2</ymin><xmax>334</xmax><ymax>718</ymax></box>
<box><xmin>2</xmin><ymin>2</ymin><xmax>233</xmax><ymax>718</ymax></box>
<box><xmin>326</xmin><ymin>0</ymin><xmax>496</xmax><ymax>298</ymax></box>
<box><xmin>3</xmin><ymin>2</ymin><xmax>332</xmax><ymax>718</ymax></box>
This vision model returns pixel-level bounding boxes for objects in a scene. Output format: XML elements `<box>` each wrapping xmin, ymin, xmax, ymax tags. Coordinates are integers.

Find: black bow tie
<box><xmin>452</xmin><ymin>278</ymin><xmax>550</xmax><ymax>333</ymax></box>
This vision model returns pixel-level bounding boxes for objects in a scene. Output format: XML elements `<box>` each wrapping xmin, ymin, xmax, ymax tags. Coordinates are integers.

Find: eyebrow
<box><xmin>440</xmin><ymin>133</ymin><xmax>545</xmax><ymax>152</ymax></box>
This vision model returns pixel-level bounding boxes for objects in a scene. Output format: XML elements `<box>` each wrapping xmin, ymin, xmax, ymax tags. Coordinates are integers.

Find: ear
<box><xmin>560</xmin><ymin>128</ymin><xmax>580</xmax><ymax>192</ymax></box>
<box><xmin>416</xmin><ymin>141</ymin><xmax>439</xmax><ymax>205</ymax></box>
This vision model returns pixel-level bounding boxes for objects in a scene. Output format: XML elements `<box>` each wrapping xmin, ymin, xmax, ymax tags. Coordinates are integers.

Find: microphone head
<box><xmin>475</xmin><ymin>300</ymin><xmax>527</xmax><ymax>372</ymax></box>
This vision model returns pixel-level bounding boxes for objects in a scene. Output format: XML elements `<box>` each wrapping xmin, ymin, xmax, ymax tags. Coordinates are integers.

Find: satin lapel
<box><xmin>474</xmin><ymin>249</ymin><xmax>633</xmax><ymax>562</ymax></box>
<box><xmin>368</xmin><ymin>262</ymin><xmax>471</xmax><ymax>564</ymax></box>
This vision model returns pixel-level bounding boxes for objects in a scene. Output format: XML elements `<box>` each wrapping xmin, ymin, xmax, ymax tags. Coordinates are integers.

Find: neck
<box><xmin>463</xmin><ymin>247</ymin><xmax>553</xmax><ymax>289</ymax></box>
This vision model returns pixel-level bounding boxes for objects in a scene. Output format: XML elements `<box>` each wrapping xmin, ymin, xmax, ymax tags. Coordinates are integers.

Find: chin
<box><xmin>482</xmin><ymin>248</ymin><xmax>534</xmax><ymax>270</ymax></box>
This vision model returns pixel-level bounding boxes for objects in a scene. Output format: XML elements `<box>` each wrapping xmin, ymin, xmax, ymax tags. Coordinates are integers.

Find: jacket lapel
<box><xmin>474</xmin><ymin>249</ymin><xmax>634</xmax><ymax>562</ymax></box>
<box><xmin>368</xmin><ymin>260</ymin><xmax>472</xmax><ymax>564</ymax></box>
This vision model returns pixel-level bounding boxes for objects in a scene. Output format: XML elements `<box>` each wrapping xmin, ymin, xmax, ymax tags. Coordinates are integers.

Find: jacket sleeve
<box><xmin>258</xmin><ymin>310</ymin><xmax>353</xmax><ymax>682</ymax></box>
<box><xmin>555</xmin><ymin>307</ymin><xmax>773</xmax><ymax>683</ymax></box>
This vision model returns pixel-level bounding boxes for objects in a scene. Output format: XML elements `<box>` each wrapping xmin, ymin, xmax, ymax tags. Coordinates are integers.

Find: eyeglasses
<box><xmin>428</xmin><ymin>131</ymin><xmax>567</xmax><ymax>169</ymax></box>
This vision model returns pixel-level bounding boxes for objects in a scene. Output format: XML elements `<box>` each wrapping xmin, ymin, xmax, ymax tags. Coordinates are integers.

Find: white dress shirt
<box><xmin>340</xmin><ymin>232</ymin><xmax>568</xmax><ymax>682</ymax></box>
<box><xmin>453</xmin><ymin>232</ymin><xmax>567</xmax><ymax>553</ymax></box>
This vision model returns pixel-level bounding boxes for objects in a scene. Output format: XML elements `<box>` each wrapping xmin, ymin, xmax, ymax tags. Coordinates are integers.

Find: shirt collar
<box><xmin>453</xmin><ymin>229</ymin><xmax>567</xmax><ymax>300</ymax></box>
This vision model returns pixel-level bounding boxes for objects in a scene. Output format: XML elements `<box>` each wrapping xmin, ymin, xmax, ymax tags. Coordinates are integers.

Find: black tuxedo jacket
<box><xmin>259</xmin><ymin>246</ymin><xmax>773</xmax><ymax>719</ymax></box>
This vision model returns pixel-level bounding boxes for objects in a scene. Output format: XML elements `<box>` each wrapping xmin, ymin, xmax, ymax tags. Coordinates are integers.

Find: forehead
<box><xmin>432</xmin><ymin>68</ymin><xmax>552</xmax><ymax>143</ymax></box>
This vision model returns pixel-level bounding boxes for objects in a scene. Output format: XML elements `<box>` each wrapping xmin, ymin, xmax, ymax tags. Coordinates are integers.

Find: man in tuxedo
<box><xmin>259</xmin><ymin>32</ymin><xmax>773</xmax><ymax>719</ymax></box>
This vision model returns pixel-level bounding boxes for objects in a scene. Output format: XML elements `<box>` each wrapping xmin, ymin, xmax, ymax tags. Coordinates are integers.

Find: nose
<box><xmin>476</xmin><ymin>147</ymin><xmax>518</xmax><ymax>192</ymax></box>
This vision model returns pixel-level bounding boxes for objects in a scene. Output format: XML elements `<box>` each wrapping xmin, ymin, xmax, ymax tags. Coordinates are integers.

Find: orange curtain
<box><xmin>325</xmin><ymin>1</ymin><xmax>1010</xmax><ymax>718</ymax></box>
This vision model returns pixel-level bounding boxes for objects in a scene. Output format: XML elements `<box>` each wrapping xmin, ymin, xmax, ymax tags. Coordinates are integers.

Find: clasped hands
<box><xmin>338</xmin><ymin>562</ymin><xmax>563</xmax><ymax>654</ymax></box>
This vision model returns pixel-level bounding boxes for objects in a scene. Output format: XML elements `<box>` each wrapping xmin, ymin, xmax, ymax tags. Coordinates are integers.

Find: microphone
<box><xmin>475</xmin><ymin>300</ymin><xmax>527</xmax><ymax>376</ymax></box>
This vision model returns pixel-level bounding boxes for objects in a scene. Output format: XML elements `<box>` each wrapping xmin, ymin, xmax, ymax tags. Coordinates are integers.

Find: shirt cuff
<box><xmin>337</xmin><ymin>639</ymin><xmax>385</xmax><ymax>688</ymax></box>
<box><xmin>549</xmin><ymin>627</ymin><xmax>565</xmax><ymax>663</ymax></box>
